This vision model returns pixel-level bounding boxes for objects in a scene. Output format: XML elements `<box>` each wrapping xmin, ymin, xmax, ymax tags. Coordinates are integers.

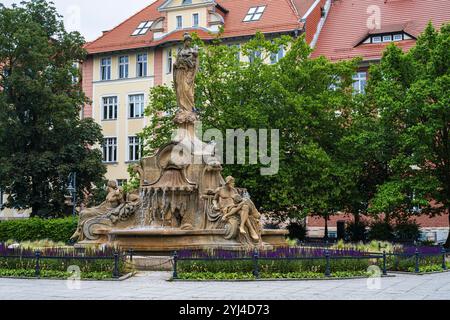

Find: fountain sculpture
<box><xmin>72</xmin><ymin>33</ymin><xmax>288</xmax><ymax>252</ymax></box>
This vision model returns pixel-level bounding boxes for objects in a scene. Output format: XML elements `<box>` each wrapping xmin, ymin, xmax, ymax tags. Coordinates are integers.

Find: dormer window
<box><xmin>393</xmin><ymin>34</ymin><xmax>403</xmax><ymax>41</ymax></box>
<box><xmin>243</xmin><ymin>6</ymin><xmax>266</xmax><ymax>22</ymax></box>
<box><xmin>132</xmin><ymin>21</ymin><xmax>153</xmax><ymax>36</ymax></box>
<box><xmin>182</xmin><ymin>0</ymin><xmax>192</xmax><ymax>4</ymax></box>
<box><xmin>363</xmin><ymin>32</ymin><xmax>412</xmax><ymax>45</ymax></box>
<box><xmin>382</xmin><ymin>35</ymin><xmax>392</xmax><ymax>42</ymax></box>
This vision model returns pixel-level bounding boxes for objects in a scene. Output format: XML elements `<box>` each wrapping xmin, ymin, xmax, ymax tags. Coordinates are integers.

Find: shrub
<box><xmin>394</xmin><ymin>222</ymin><xmax>421</xmax><ymax>242</ymax></box>
<box><xmin>287</xmin><ymin>222</ymin><xmax>306</xmax><ymax>241</ymax></box>
<box><xmin>0</xmin><ymin>217</ymin><xmax>77</xmax><ymax>243</ymax></box>
<box><xmin>368</xmin><ymin>222</ymin><xmax>394</xmax><ymax>241</ymax></box>
<box><xmin>346</xmin><ymin>221</ymin><xmax>367</xmax><ymax>242</ymax></box>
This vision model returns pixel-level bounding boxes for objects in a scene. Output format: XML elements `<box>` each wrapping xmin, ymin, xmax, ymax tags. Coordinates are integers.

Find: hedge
<box><xmin>0</xmin><ymin>217</ymin><xmax>77</xmax><ymax>243</ymax></box>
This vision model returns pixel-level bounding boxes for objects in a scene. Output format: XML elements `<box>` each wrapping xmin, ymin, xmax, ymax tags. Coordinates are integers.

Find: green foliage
<box><xmin>363</xmin><ymin>23</ymin><xmax>450</xmax><ymax>246</ymax></box>
<box><xmin>178</xmin><ymin>257</ymin><xmax>373</xmax><ymax>275</ymax></box>
<box><xmin>0</xmin><ymin>0</ymin><xmax>106</xmax><ymax>217</ymax></box>
<box><xmin>368</xmin><ymin>222</ymin><xmax>395</xmax><ymax>241</ymax></box>
<box><xmin>395</xmin><ymin>222</ymin><xmax>421</xmax><ymax>242</ymax></box>
<box><xmin>345</xmin><ymin>221</ymin><xmax>368</xmax><ymax>242</ymax></box>
<box><xmin>0</xmin><ymin>269</ymin><xmax>114</xmax><ymax>280</ymax></box>
<box><xmin>0</xmin><ymin>217</ymin><xmax>77</xmax><ymax>243</ymax></box>
<box><xmin>286</xmin><ymin>222</ymin><xmax>307</xmax><ymax>241</ymax></box>
<box><xmin>177</xmin><ymin>271</ymin><xmax>371</xmax><ymax>280</ymax></box>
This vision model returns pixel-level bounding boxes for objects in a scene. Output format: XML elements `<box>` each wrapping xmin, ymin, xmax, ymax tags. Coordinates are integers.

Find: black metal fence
<box><xmin>172</xmin><ymin>248</ymin><xmax>449</xmax><ymax>280</ymax></box>
<box><xmin>0</xmin><ymin>251</ymin><xmax>122</xmax><ymax>279</ymax></box>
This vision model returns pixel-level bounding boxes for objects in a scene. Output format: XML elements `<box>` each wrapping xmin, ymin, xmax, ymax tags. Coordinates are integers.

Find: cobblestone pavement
<box><xmin>0</xmin><ymin>272</ymin><xmax>450</xmax><ymax>300</ymax></box>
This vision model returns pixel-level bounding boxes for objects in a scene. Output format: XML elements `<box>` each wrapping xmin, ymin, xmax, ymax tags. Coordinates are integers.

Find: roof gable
<box><xmin>312</xmin><ymin>0</ymin><xmax>450</xmax><ymax>61</ymax></box>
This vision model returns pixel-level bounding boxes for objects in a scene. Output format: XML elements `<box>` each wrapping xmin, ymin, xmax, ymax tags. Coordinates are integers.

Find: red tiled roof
<box><xmin>312</xmin><ymin>0</ymin><xmax>450</xmax><ymax>61</ymax></box>
<box><xmin>85</xmin><ymin>0</ymin><xmax>307</xmax><ymax>55</ymax></box>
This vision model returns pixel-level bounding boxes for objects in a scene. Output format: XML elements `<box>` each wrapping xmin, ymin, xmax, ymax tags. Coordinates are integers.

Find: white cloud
<box><xmin>1</xmin><ymin>0</ymin><xmax>157</xmax><ymax>41</ymax></box>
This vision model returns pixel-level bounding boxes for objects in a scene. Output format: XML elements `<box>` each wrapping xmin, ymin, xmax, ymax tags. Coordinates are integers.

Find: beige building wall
<box><xmin>92</xmin><ymin>49</ymin><xmax>155</xmax><ymax>182</ymax></box>
<box><xmin>167</xmin><ymin>7</ymin><xmax>208</xmax><ymax>32</ymax></box>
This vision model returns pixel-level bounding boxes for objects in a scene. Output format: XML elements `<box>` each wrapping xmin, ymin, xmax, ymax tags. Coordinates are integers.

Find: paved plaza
<box><xmin>0</xmin><ymin>272</ymin><xmax>450</xmax><ymax>300</ymax></box>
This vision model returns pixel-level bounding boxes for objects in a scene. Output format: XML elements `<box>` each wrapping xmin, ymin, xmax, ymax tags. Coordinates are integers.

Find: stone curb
<box><xmin>0</xmin><ymin>272</ymin><xmax>136</xmax><ymax>282</ymax></box>
<box><xmin>388</xmin><ymin>270</ymin><xmax>450</xmax><ymax>276</ymax></box>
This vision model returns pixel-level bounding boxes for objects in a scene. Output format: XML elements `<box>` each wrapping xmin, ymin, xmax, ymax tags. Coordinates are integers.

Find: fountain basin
<box><xmin>108</xmin><ymin>229</ymin><xmax>289</xmax><ymax>252</ymax></box>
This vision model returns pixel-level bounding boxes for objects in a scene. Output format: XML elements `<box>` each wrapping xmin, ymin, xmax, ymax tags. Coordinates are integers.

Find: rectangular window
<box><xmin>102</xmin><ymin>137</ymin><xmax>118</xmax><ymax>163</ymax></box>
<box><xmin>176</xmin><ymin>16</ymin><xmax>183</xmax><ymax>29</ymax></box>
<box><xmin>383</xmin><ymin>35</ymin><xmax>392</xmax><ymax>42</ymax></box>
<box><xmin>249</xmin><ymin>50</ymin><xmax>262</xmax><ymax>64</ymax></box>
<box><xmin>100</xmin><ymin>57</ymin><xmax>112</xmax><ymax>81</ymax></box>
<box><xmin>371</xmin><ymin>36</ymin><xmax>382</xmax><ymax>43</ymax></box>
<box><xmin>393</xmin><ymin>34</ymin><xmax>403</xmax><ymax>41</ymax></box>
<box><xmin>192</xmin><ymin>13</ymin><xmax>199</xmax><ymax>27</ymax></box>
<box><xmin>270</xmin><ymin>46</ymin><xmax>284</xmax><ymax>64</ymax></box>
<box><xmin>352</xmin><ymin>72</ymin><xmax>367</xmax><ymax>94</ymax></box>
<box><xmin>128</xmin><ymin>94</ymin><xmax>145</xmax><ymax>119</ymax></box>
<box><xmin>102</xmin><ymin>96</ymin><xmax>118</xmax><ymax>120</ymax></box>
<box><xmin>244</xmin><ymin>6</ymin><xmax>266</xmax><ymax>22</ymax></box>
<box><xmin>119</xmin><ymin>56</ymin><xmax>129</xmax><ymax>79</ymax></box>
<box><xmin>167</xmin><ymin>49</ymin><xmax>173</xmax><ymax>73</ymax></box>
<box><xmin>128</xmin><ymin>136</ymin><xmax>141</xmax><ymax>162</ymax></box>
<box><xmin>137</xmin><ymin>54</ymin><xmax>148</xmax><ymax>77</ymax></box>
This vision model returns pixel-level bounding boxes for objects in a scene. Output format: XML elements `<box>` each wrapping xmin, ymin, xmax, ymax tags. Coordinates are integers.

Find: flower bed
<box><xmin>0</xmin><ymin>243</ymin><xmax>128</xmax><ymax>280</ymax></box>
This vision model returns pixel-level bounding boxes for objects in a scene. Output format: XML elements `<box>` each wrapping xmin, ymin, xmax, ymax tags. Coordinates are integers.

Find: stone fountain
<box><xmin>72</xmin><ymin>33</ymin><xmax>288</xmax><ymax>253</ymax></box>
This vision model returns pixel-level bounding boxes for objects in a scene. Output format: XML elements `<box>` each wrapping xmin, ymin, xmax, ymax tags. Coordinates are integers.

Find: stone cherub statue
<box><xmin>173</xmin><ymin>32</ymin><xmax>199</xmax><ymax>124</ymax></box>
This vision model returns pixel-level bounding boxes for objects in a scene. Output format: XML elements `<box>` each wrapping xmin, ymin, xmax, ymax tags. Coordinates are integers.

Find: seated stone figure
<box><xmin>222</xmin><ymin>194</ymin><xmax>261</xmax><ymax>242</ymax></box>
<box><xmin>70</xmin><ymin>180</ymin><xmax>124</xmax><ymax>242</ymax></box>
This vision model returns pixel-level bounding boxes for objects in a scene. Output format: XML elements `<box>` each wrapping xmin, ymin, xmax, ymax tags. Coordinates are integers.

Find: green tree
<box><xmin>0</xmin><ymin>0</ymin><xmax>106</xmax><ymax>217</ymax></box>
<box><xmin>365</xmin><ymin>23</ymin><xmax>450</xmax><ymax>246</ymax></box>
<box><xmin>140</xmin><ymin>31</ymin><xmax>358</xmax><ymax>226</ymax></box>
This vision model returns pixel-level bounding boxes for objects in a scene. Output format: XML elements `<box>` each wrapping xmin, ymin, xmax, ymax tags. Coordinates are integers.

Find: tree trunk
<box><xmin>324</xmin><ymin>216</ymin><xmax>329</xmax><ymax>242</ymax></box>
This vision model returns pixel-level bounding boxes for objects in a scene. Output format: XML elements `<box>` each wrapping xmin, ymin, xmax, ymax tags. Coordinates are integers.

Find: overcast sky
<box><xmin>1</xmin><ymin>0</ymin><xmax>157</xmax><ymax>41</ymax></box>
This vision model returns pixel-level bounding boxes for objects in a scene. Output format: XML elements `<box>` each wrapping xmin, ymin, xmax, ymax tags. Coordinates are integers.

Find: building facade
<box><xmin>81</xmin><ymin>0</ymin><xmax>329</xmax><ymax>184</ymax></box>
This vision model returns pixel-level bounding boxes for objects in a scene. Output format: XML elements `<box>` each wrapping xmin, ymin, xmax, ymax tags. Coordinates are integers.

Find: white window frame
<box><xmin>371</xmin><ymin>36</ymin><xmax>382</xmax><ymax>43</ymax></box>
<box><xmin>192</xmin><ymin>13</ymin><xmax>199</xmax><ymax>27</ymax></box>
<box><xmin>100</xmin><ymin>57</ymin><xmax>112</xmax><ymax>81</ymax></box>
<box><xmin>103</xmin><ymin>137</ymin><xmax>118</xmax><ymax>163</ymax></box>
<box><xmin>128</xmin><ymin>136</ymin><xmax>142</xmax><ymax>162</ymax></box>
<box><xmin>102</xmin><ymin>96</ymin><xmax>118</xmax><ymax>120</ymax></box>
<box><xmin>393</xmin><ymin>34</ymin><xmax>403</xmax><ymax>41</ymax></box>
<box><xmin>249</xmin><ymin>50</ymin><xmax>262</xmax><ymax>64</ymax></box>
<box><xmin>243</xmin><ymin>6</ymin><xmax>266</xmax><ymax>22</ymax></box>
<box><xmin>383</xmin><ymin>35</ymin><xmax>392</xmax><ymax>42</ymax></box>
<box><xmin>270</xmin><ymin>46</ymin><xmax>284</xmax><ymax>64</ymax></box>
<box><xmin>119</xmin><ymin>56</ymin><xmax>129</xmax><ymax>79</ymax></box>
<box><xmin>136</xmin><ymin>53</ymin><xmax>148</xmax><ymax>77</ymax></box>
<box><xmin>128</xmin><ymin>94</ymin><xmax>145</xmax><ymax>119</ymax></box>
<box><xmin>167</xmin><ymin>49</ymin><xmax>173</xmax><ymax>74</ymax></box>
<box><xmin>176</xmin><ymin>15</ymin><xmax>183</xmax><ymax>29</ymax></box>
<box><xmin>352</xmin><ymin>72</ymin><xmax>367</xmax><ymax>95</ymax></box>
<box><xmin>132</xmin><ymin>21</ymin><xmax>153</xmax><ymax>36</ymax></box>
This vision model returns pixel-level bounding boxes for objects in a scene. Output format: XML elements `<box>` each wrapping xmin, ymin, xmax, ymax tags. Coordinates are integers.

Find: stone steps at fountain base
<box><xmin>128</xmin><ymin>256</ymin><xmax>174</xmax><ymax>271</ymax></box>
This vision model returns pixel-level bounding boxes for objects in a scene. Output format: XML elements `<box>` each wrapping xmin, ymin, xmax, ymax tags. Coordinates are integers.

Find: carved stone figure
<box><xmin>222</xmin><ymin>194</ymin><xmax>262</xmax><ymax>242</ymax></box>
<box><xmin>173</xmin><ymin>32</ymin><xmax>199</xmax><ymax>124</ymax></box>
<box><xmin>213</xmin><ymin>176</ymin><xmax>239</xmax><ymax>214</ymax></box>
<box><xmin>70</xmin><ymin>181</ymin><xmax>141</xmax><ymax>242</ymax></box>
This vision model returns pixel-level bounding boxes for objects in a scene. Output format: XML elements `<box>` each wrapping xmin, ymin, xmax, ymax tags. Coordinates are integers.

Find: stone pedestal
<box><xmin>108</xmin><ymin>229</ymin><xmax>288</xmax><ymax>253</ymax></box>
